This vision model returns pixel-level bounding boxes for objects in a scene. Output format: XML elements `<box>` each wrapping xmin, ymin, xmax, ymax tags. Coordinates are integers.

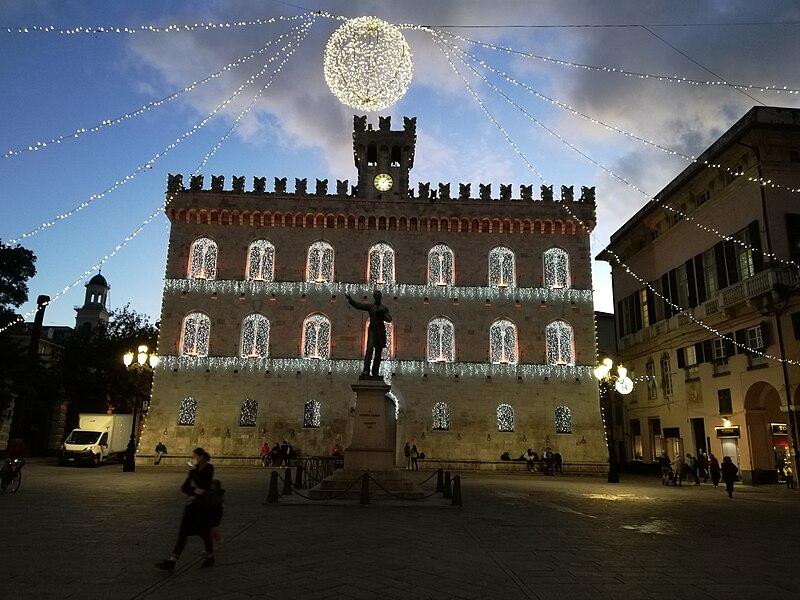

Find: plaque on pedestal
<box><xmin>344</xmin><ymin>377</ymin><xmax>396</xmax><ymax>471</ymax></box>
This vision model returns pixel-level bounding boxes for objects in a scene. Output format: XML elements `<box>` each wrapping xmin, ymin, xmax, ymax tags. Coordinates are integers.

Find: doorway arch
<box><xmin>744</xmin><ymin>381</ymin><xmax>784</xmax><ymax>483</ymax></box>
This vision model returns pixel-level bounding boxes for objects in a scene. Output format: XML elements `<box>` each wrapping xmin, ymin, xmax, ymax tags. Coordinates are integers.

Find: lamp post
<box><xmin>594</xmin><ymin>357</ymin><xmax>634</xmax><ymax>483</ymax></box>
<box><xmin>122</xmin><ymin>345</ymin><xmax>158</xmax><ymax>472</ymax></box>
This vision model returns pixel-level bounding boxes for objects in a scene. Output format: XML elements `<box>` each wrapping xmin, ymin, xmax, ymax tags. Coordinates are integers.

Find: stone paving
<box><xmin>3</xmin><ymin>460</ymin><xmax>799</xmax><ymax>600</ymax></box>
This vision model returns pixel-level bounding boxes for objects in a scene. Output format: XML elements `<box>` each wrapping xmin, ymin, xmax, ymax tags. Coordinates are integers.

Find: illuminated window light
<box><xmin>543</xmin><ymin>247</ymin><xmax>570</xmax><ymax>290</ymax></box>
<box><xmin>178</xmin><ymin>397</ymin><xmax>197</xmax><ymax>426</ymax></box>
<box><xmin>497</xmin><ymin>404</ymin><xmax>514</xmax><ymax>432</ymax></box>
<box><xmin>488</xmin><ymin>246</ymin><xmax>515</xmax><ymax>288</ymax></box>
<box><xmin>427</xmin><ymin>317</ymin><xmax>455</xmax><ymax>363</ymax></box>
<box><xmin>306</xmin><ymin>241</ymin><xmax>334</xmax><ymax>284</ymax></box>
<box><xmin>241</xmin><ymin>314</ymin><xmax>270</xmax><ymax>358</ymax></box>
<box><xmin>368</xmin><ymin>242</ymin><xmax>396</xmax><ymax>285</ymax></box>
<box><xmin>187</xmin><ymin>237</ymin><xmax>218</xmax><ymax>281</ymax></box>
<box><xmin>546</xmin><ymin>320</ymin><xmax>574</xmax><ymax>366</ymax></box>
<box><xmin>180</xmin><ymin>312</ymin><xmax>211</xmax><ymax>357</ymax></box>
<box><xmin>432</xmin><ymin>402</ymin><xmax>450</xmax><ymax>430</ymax></box>
<box><xmin>246</xmin><ymin>239</ymin><xmax>275</xmax><ymax>282</ymax></box>
<box><xmin>239</xmin><ymin>399</ymin><xmax>258</xmax><ymax>427</ymax></box>
<box><xmin>302</xmin><ymin>314</ymin><xmax>331</xmax><ymax>360</ymax></box>
<box><xmin>428</xmin><ymin>244</ymin><xmax>455</xmax><ymax>286</ymax></box>
<box><xmin>555</xmin><ymin>405</ymin><xmax>572</xmax><ymax>433</ymax></box>
<box><xmin>490</xmin><ymin>318</ymin><xmax>518</xmax><ymax>365</ymax></box>
<box><xmin>303</xmin><ymin>399</ymin><xmax>321</xmax><ymax>428</ymax></box>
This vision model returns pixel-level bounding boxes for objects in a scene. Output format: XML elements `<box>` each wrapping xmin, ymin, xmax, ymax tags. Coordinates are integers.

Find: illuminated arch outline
<box><xmin>180</xmin><ymin>312</ymin><xmax>211</xmax><ymax>357</ymax></box>
<box><xmin>490</xmin><ymin>318</ymin><xmax>518</xmax><ymax>365</ymax></box>
<box><xmin>368</xmin><ymin>242</ymin><xmax>395</xmax><ymax>285</ymax></box>
<box><xmin>488</xmin><ymin>246</ymin><xmax>516</xmax><ymax>288</ymax></box>
<box><xmin>497</xmin><ymin>404</ymin><xmax>515</xmax><ymax>432</ymax></box>
<box><xmin>246</xmin><ymin>239</ymin><xmax>275</xmax><ymax>282</ymax></box>
<box><xmin>302</xmin><ymin>313</ymin><xmax>331</xmax><ymax>359</ymax></box>
<box><xmin>543</xmin><ymin>247</ymin><xmax>570</xmax><ymax>289</ymax></box>
<box><xmin>428</xmin><ymin>244</ymin><xmax>455</xmax><ymax>286</ymax></box>
<box><xmin>187</xmin><ymin>237</ymin><xmax>217</xmax><ymax>280</ymax></box>
<box><xmin>427</xmin><ymin>317</ymin><xmax>455</xmax><ymax>362</ymax></box>
<box><xmin>241</xmin><ymin>314</ymin><xmax>270</xmax><ymax>358</ymax></box>
<box><xmin>432</xmin><ymin>402</ymin><xmax>450</xmax><ymax>430</ymax></box>
<box><xmin>306</xmin><ymin>240</ymin><xmax>334</xmax><ymax>284</ymax></box>
<box><xmin>546</xmin><ymin>320</ymin><xmax>575</xmax><ymax>366</ymax></box>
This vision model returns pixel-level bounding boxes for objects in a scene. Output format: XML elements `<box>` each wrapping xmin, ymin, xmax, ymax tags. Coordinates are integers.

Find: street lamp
<box><xmin>121</xmin><ymin>345</ymin><xmax>158</xmax><ymax>472</ymax></box>
<box><xmin>594</xmin><ymin>357</ymin><xmax>634</xmax><ymax>483</ymax></box>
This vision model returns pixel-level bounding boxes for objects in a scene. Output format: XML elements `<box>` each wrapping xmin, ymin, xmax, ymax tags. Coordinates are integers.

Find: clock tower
<box><xmin>352</xmin><ymin>115</ymin><xmax>416</xmax><ymax>200</ymax></box>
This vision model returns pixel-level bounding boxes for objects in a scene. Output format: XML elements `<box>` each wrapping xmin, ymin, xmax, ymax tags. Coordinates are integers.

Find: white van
<box><xmin>59</xmin><ymin>413</ymin><xmax>134</xmax><ymax>467</ymax></box>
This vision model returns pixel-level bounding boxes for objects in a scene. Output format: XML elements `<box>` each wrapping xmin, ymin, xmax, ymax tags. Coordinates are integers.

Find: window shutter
<box><xmin>723</xmin><ymin>333</ymin><xmax>735</xmax><ymax>357</ymax></box>
<box><xmin>646</xmin><ymin>287</ymin><xmax>657</xmax><ymax>325</ymax></box>
<box><xmin>686</xmin><ymin>258</ymin><xmax>697</xmax><ymax>308</ymax></box>
<box><xmin>633</xmin><ymin>292</ymin><xmax>642</xmax><ymax>332</ymax></box>
<box><xmin>676</xmin><ymin>347</ymin><xmax>686</xmax><ymax>369</ymax></box>
<box><xmin>759</xmin><ymin>321</ymin><xmax>770</xmax><ymax>348</ymax></box>
<box><xmin>724</xmin><ymin>239</ymin><xmax>739</xmax><ymax>285</ymax></box>
<box><xmin>748</xmin><ymin>221</ymin><xmax>764</xmax><ymax>273</ymax></box>
<box><xmin>735</xmin><ymin>329</ymin><xmax>747</xmax><ymax>354</ymax></box>
<box><xmin>702</xmin><ymin>340</ymin><xmax>713</xmax><ymax>363</ymax></box>
<box><xmin>668</xmin><ymin>269</ymin><xmax>679</xmax><ymax>315</ymax></box>
<box><xmin>714</xmin><ymin>242</ymin><xmax>728</xmax><ymax>289</ymax></box>
<box><xmin>661</xmin><ymin>273</ymin><xmax>671</xmax><ymax>317</ymax></box>
<box><xmin>617</xmin><ymin>301</ymin><xmax>626</xmax><ymax>338</ymax></box>
<box><xmin>694</xmin><ymin>254</ymin><xmax>706</xmax><ymax>304</ymax></box>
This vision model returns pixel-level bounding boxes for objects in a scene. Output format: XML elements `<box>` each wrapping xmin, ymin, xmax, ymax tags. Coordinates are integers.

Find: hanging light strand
<box><xmin>0</xmin><ymin>206</ymin><xmax>163</xmax><ymax>336</ymax></box>
<box><xmin>435</xmin><ymin>33</ymin><xmax>800</xmax><ymax>365</ymax></box>
<box><xmin>2</xmin><ymin>13</ymin><xmax>314</xmax><ymax>35</ymax></box>
<box><xmin>429</xmin><ymin>28</ymin><xmax>800</xmax><ymax>95</ymax></box>
<box><xmin>3</xmin><ymin>25</ymin><xmax>308</xmax><ymax>160</ymax></box>
<box><xmin>0</xmin><ymin>18</ymin><xmax>317</xmax><ymax>336</ymax></box>
<box><xmin>441</xmin><ymin>36</ymin><xmax>800</xmax><ymax>269</ymax></box>
<box><xmin>439</xmin><ymin>38</ymin><xmax>800</xmax><ymax>197</ymax></box>
<box><xmin>8</xmin><ymin>17</ymin><xmax>315</xmax><ymax>246</ymax></box>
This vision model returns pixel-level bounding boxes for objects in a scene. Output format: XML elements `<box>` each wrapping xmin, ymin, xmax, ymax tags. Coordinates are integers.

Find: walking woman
<box><xmin>720</xmin><ymin>456</ymin><xmax>739</xmax><ymax>498</ymax></box>
<box><xmin>709</xmin><ymin>453</ymin><xmax>721</xmax><ymax>487</ymax></box>
<box><xmin>157</xmin><ymin>448</ymin><xmax>217</xmax><ymax>570</ymax></box>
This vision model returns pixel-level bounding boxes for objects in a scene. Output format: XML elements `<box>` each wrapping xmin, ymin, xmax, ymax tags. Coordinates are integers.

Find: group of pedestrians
<box><xmin>259</xmin><ymin>440</ymin><xmax>295</xmax><ymax>467</ymax></box>
<box><xmin>499</xmin><ymin>447</ymin><xmax>562</xmax><ymax>474</ymax></box>
<box><xmin>659</xmin><ymin>450</ymin><xmax>739</xmax><ymax>497</ymax></box>
<box><xmin>403</xmin><ymin>442</ymin><xmax>422</xmax><ymax>470</ymax></box>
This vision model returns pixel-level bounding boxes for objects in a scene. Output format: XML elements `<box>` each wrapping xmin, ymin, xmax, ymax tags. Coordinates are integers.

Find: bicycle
<box><xmin>0</xmin><ymin>458</ymin><xmax>25</xmax><ymax>493</ymax></box>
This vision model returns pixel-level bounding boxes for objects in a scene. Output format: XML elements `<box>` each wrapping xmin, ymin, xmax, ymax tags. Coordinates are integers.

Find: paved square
<box><xmin>3</xmin><ymin>462</ymin><xmax>798</xmax><ymax>599</ymax></box>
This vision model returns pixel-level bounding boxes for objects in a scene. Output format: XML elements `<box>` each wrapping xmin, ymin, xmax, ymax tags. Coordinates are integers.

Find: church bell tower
<box><xmin>75</xmin><ymin>273</ymin><xmax>110</xmax><ymax>331</ymax></box>
<box><xmin>352</xmin><ymin>115</ymin><xmax>416</xmax><ymax>200</ymax></box>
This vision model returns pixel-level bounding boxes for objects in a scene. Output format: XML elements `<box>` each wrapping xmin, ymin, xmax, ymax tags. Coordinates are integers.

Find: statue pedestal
<box><xmin>344</xmin><ymin>377</ymin><xmax>396</xmax><ymax>471</ymax></box>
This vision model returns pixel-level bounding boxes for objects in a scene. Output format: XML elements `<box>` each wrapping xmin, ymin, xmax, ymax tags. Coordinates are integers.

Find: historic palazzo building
<box><xmin>140</xmin><ymin>116</ymin><xmax>608</xmax><ymax>467</ymax></box>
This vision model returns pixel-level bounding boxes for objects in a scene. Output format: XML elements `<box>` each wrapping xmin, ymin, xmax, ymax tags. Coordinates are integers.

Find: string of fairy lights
<box><xmin>2</xmin><ymin>10</ymin><xmax>798</xmax><ymax>373</ymax></box>
<box><xmin>8</xmin><ymin>18</ymin><xmax>314</xmax><ymax>245</ymax></box>
<box><xmin>3</xmin><ymin>22</ymin><xmax>311</xmax><ymax>159</ymax></box>
<box><xmin>0</xmin><ymin>16</ymin><xmax>315</xmax><ymax>334</ymax></box>
<box><xmin>433</xmin><ymin>32</ymin><xmax>800</xmax><ymax>366</ymax></box>
<box><xmin>435</xmin><ymin>34</ymin><xmax>800</xmax><ymax>270</ymax></box>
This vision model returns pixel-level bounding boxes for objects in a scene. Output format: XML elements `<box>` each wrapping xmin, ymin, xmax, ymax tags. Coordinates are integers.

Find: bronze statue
<box><xmin>346</xmin><ymin>290</ymin><xmax>392</xmax><ymax>377</ymax></box>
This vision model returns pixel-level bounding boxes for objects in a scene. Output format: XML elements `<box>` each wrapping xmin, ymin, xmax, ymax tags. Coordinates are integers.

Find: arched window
<box><xmin>302</xmin><ymin>314</ymin><xmax>331</xmax><ymax>359</ymax></box>
<box><xmin>427</xmin><ymin>317</ymin><xmax>455</xmax><ymax>363</ymax></box>
<box><xmin>306</xmin><ymin>241</ymin><xmax>334</xmax><ymax>284</ymax></box>
<box><xmin>187</xmin><ymin>237</ymin><xmax>217</xmax><ymax>280</ymax></box>
<box><xmin>365</xmin><ymin>321</ymin><xmax>394</xmax><ymax>360</ymax></box>
<box><xmin>180</xmin><ymin>312</ymin><xmax>211</xmax><ymax>357</ymax></box>
<box><xmin>488</xmin><ymin>246</ymin><xmax>516</xmax><ymax>288</ymax></box>
<box><xmin>490</xmin><ymin>319</ymin><xmax>518</xmax><ymax>364</ymax></box>
<box><xmin>240</xmin><ymin>399</ymin><xmax>258</xmax><ymax>427</ymax></box>
<box><xmin>303</xmin><ymin>400</ymin><xmax>321</xmax><ymax>428</ymax></box>
<box><xmin>497</xmin><ymin>404</ymin><xmax>514</xmax><ymax>432</ymax></box>
<box><xmin>546</xmin><ymin>320</ymin><xmax>574</xmax><ymax>366</ymax></box>
<box><xmin>428</xmin><ymin>244</ymin><xmax>455</xmax><ymax>286</ymax></box>
<box><xmin>543</xmin><ymin>247</ymin><xmax>570</xmax><ymax>289</ymax></box>
<box><xmin>555</xmin><ymin>405</ymin><xmax>572</xmax><ymax>433</ymax></box>
<box><xmin>246</xmin><ymin>239</ymin><xmax>275</xmax><ymax>282</ymax></box>
<box><xmin>432</xmin><ymin>402</ymin><xmax>450</xmax><ymax>430</ymax></box>
<box><xmin>178</xmin><ymin>397</ymin><xmax>197</xmax><ymax>426</ymax></box>
<box><xmin>368</xmin><ymin>242</ymin><xmax>395</xmax><ymax>285</ymax></box>
<box><xmin>240</xmin><ymin>314</ymin><xmax>270</xmax><ymax>358</ymax></box>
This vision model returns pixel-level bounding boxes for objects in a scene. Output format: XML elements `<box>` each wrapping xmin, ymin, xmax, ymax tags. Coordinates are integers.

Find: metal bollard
<box><xmin>360</xmin><ymin>473</ymin><xmax>370</xmax><ymax>505</ymax></box>
<box><xmin>451</xmin><ymin>475</ymin><xmax>462</xmax><ymax>506</ymax></box>
<box><xmin>443</xmin><ymin>471</ymin><xmax>452</xmax><ymax>499</ymax></box>
<box><xmin>294</xmin><ymin>464</ymin><xmax>304</xmax><ymax>490</ymax></box>
<box><xmin>435</xmin><ymin>468</ymin><xmax>444</xmax><ymax>493</ymax></box>
<box><xmin>283</xmin><ymin>468</ymin><xmax>293</xmax><ymax>495</ymax></box>
<box><xmin>266</xmin><ymin>470</ymin><xmax>280</xmax><ymax>503</ymax></box>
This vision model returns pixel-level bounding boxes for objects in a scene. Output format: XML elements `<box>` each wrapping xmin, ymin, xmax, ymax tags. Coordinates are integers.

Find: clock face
<box><xmin>615</xmin><ymin>376</ymin><xmax>634</xmax><ymax>395</ymax></box>
<box><xmin>373</xmin><ymin>173</ymin><xmax>394</xmax><ymax>192</ymax></box>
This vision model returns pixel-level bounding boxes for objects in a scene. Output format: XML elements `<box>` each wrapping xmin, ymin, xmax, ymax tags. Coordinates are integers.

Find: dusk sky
<box><xmin>2</xmin><ymin>1</ymin><xmax>799</xmax><ymax>328</ymax></box>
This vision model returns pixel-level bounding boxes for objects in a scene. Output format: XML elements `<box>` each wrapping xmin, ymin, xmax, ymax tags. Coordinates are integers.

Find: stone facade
<box><xmin>598</xmin><ymin>106</ymin><xmax>800</xmax><ymax>485</ymax></box>
<box><xmin>140</xmin><ymin>116</ymin><xmax>608</xmax><ymax>468</ymax></box>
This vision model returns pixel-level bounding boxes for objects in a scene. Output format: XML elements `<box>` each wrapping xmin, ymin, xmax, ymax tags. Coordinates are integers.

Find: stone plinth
<box><xmin>307</xmin><ymin>469</ymin><xmax>425</xmax><ymax>500</ymax></box>
<box><xmin>344</xmin><ymin>377</ymin><xmax>396</xmax><ymax>472</ymax></box>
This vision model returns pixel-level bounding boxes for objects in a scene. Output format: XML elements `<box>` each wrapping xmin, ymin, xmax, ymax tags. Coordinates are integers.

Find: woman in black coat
<box><xmin>720</xmin><ymin>456</ymin><xmax>739</xmax><ymax>498</ymax></box>
<box><xmin>157</xmin><ymin>448</ymin><xmax>217</xmax><ymax>570</ymax></box>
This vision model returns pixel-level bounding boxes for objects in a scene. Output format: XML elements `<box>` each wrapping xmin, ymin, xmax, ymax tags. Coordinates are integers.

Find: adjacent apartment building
<box><xmin>598</xmin><ymin>106</ymin><xmax>800</xmax><ymax>484</ymax></box>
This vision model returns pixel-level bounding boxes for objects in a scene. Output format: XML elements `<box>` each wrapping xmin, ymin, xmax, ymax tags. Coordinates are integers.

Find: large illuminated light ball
<box><xmin>323</xmin><ymin>16</ymin><xmax>413</xmax><ymax>112</ymax></box>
